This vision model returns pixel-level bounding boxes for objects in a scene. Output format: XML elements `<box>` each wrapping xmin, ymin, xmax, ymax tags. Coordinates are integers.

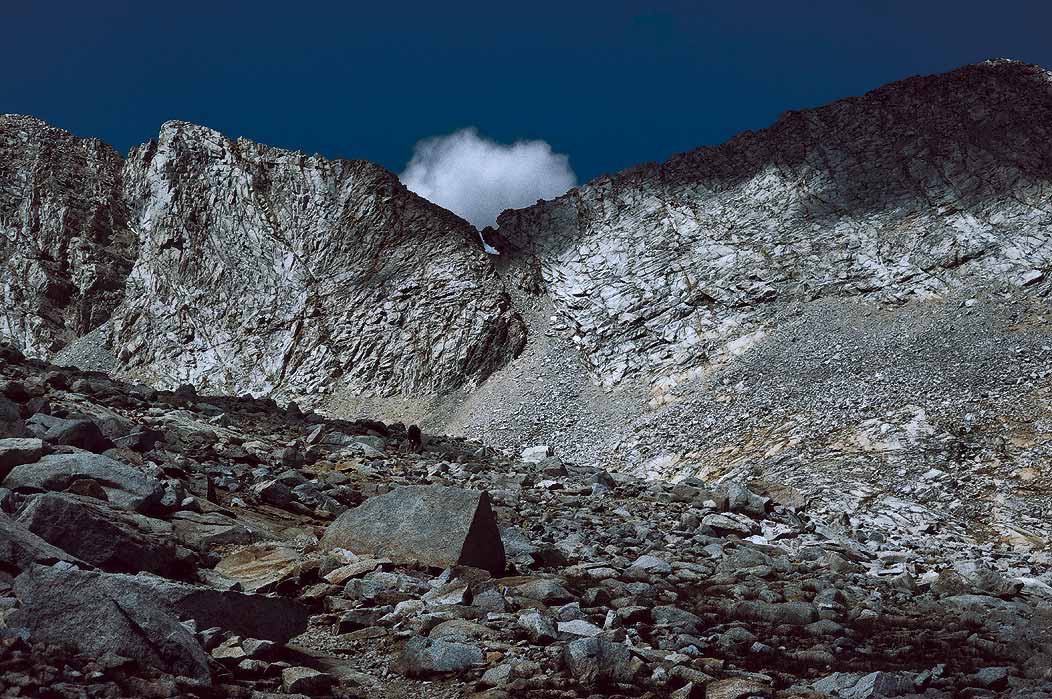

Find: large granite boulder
<box><xmin>10</xmin><ymin>564</ymin><xmax>211</xmax><ymax>683</ymax></box>
<box><xmin>0</xmin><ymin>437</ymin><xmax>42</xmax><ymax>479</ymax></box>
<box><xmin>12</xmin><ymin>564</ymin><xmax>308</xmax><ymax>647</ymax></box>
<box><xmin>0</xmin><ymin>513</ymin><xmax>85</xmax><ymax>572</ymax></box>
<box><xmin>320</xmin><ymin>485</ymin><xmax>505</xmax><ymax>574</ymax></box>
<box><xmin>34</xmin><ymin>415</ymin><xmax>114</xmax><ymax>452</ymax></box>
<box><xmin>3</xmin><ymin>452</ymin><xmax>163</xmax><ymax>512</ymax></box>
<box><xmin>16</xmin><ymin>492</ymin><xmax>181</xmax><ymax>575</ymax></box>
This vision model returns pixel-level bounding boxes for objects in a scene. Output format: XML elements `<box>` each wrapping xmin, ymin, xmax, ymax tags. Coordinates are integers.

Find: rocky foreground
<box><xmin>0</xmin><ymin>343</ymin><xmax>1050</xmax><ymax>698</ymax></box>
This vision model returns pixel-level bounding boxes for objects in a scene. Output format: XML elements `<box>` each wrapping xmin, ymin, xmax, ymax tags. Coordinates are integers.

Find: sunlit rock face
<box><xmin>0</xmin><ymin>115</ymin><xmax>134</xmax><ymax>358</ymax></box>
<box><xmin>492</xmin><ymin>60</ymin><xmax>1052</xmax><ymax>387</ymax></box>
<box><xmin>108</xmin><ymin>121</ymin><xmax>524</xmax><ymax>398</ymax></box>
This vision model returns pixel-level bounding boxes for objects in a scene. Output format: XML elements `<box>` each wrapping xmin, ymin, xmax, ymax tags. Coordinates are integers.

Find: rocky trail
<box><xmin>0</xmin><ymin>343</ymin><xmax>1050</xmax><ymax>698</ymax></box>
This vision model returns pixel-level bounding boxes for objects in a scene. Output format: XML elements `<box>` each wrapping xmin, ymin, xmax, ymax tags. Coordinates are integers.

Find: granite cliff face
<box><xmin>491</xmin><ymin>59</ymin><xmax>1052</xmax><ymax>387</ymax></box>
<box><xmin>0</xmin><ymin>118</ymin><xmax>525</xmax><ymax>400</ymax></box>
<box><xmin>441</xmin><ymin>60</ymin><xmax>1052</xmax><ymax>554</ymax></box>
<box><xmin>2</xmin><ymin>58</ymin><xmax>1052</xmax><ymax>697</ymax></box>
<box><xmin>109</xmin><ymin>121</ymin><xmax>524</xmax><ymax>398</ymax></box>
<box><xmin>0</xmin><ymin>115</ymin><xmax>134</xmax><ymax>358</ymax></box>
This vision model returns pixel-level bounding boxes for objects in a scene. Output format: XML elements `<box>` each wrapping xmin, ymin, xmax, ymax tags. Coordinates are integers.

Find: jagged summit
<box><xmin>0</xmin><ymin>113</ymin><xmax>134</xmax><ymax>358</ymax></box>
<box><xmin>492</xmin><ymin>57</ymin><xmax>1052</xmax><ymax>386</ymax></box>
<box><xmin>2</xmin><ymin>116</ymin><xmax>523</xmax><ymax>398</ymax></box>
<box><xmin>115</xmin><ymin>119</ymin><xmax>523</xmax><ymax>398</ymax></box>
<box><xmin>441</xmin><ymin>60</ymin><xmax>1052</xmax><ymax>557</ymax></box>
<box><xmin>2</xmin><ymin>59</ymin><xmax>1052</xmax><ymax>697</ymax></box>
<box><xmin>3</xmin><ymin>64</ymin><xmax>1052</xmax><ymax>552</ymax></box>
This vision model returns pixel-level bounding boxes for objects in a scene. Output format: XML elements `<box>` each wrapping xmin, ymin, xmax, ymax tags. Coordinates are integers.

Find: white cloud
<box><xmin>400</xmin><ymin>128</ymin><xmax>576</xmax><ymax>229</ymax></box>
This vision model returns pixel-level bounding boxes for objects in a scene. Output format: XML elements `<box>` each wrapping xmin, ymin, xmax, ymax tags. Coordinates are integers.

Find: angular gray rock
<box><xmin>518</xmin><ymin>609</ymin><xmax>558</xmax><ymax>645</ymax></box>
<box><xmin>0</xmin><ymin>115</ymin><xmax>134</xmax><ymax>359</ymax></box>
<box><xmin>281</xmin><ymin>666</ymin><xmax>333</xmax><ymax>694</ymax></box>
<box><xmin>396</xmin><ymin>635</ymin><xmax>484</xmax><ymax>677</ymax></box>
<box><xmin>651</xmin><ymin>605</ymin><xmax>704</xmax><ymax>634</ymax></box>
<box><xmin>0</xmin><ymin>512</ymin><xmax>85</xmax><ymax>571</ymax></box>
<box><xmin>3</xmin><ymin>452</ymin><xmax>163</xmax><ymax>512</ymax></box>
<box><xmin>171</xmin><ymin>510</ymin><xmax>263</xmax><ymax>550</ymax></box>
<box><xmin>37</xmin><ymin>417</ymin><xmax>113</xmax><ymax>452</ymax></box>
<box><xmin>320</xmin><ymin>485</ymin><xmax>506</xmax><ymax>573</ymax></box>
<box><xmin>0</xmin><ymin>437</ymin><xmax>42</xmax><ymax>478</ymax></box>
<box><xmin>812</xmin><ymin>671</ymin><xmax>917</xmax><ymax>698</ymax></box>
<box><xmin>563</xmin><ymin>637</ymin><xmax>638</xmax><ymax>686</ymax></box>
<box><xmin>15</xmin><ymin>492</ymin><xmax>180</xmax><ymax>575</ymax></box>
<box><xmin>11</xmin><ymin>564</ymin><xmax>307</xmax><ymax>645</ymax></box>
<box><xmin>10</xmin><ymin>564</ymin><xmax>211</xmax><ymax>683</ymax></box>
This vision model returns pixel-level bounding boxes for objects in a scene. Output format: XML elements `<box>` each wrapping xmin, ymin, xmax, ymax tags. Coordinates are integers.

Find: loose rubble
<box><xmin>0</xmin><ymin>345</ymin><xmax>1048</xmax><ymax>697</ymax></box>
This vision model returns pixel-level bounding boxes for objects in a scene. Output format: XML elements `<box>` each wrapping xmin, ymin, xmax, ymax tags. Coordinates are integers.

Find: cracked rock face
<box><xmin>109</xmin><ymin>121</ymin><xmax>524</xmax><ymax>399</ymax></box>
<box><xmin>0</xmin><ymin>115</ymin><xmax>134</xmax><ymax>358</ymax></box>
<box><xmin>491</xmin><ymin>60</ymin><xmax>1052</xmax><ymax>387</ymax></box>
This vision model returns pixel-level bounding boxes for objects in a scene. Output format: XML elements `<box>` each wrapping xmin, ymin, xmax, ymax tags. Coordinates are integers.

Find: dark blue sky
<box><xmin>6</xmin><ymin>1</ymin><xmax>1052</xmax><ymax>183</ymax></box>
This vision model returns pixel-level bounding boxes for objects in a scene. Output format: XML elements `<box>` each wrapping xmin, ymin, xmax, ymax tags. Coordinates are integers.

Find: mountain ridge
<box><xmin>3</xmin><ymin>59</ymin><xmax>1052</xmax><ymax>694</ymax></box>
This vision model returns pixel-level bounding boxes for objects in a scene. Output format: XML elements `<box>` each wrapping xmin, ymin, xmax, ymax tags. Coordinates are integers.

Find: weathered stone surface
<box><xmin>281</xmin><ymin>666</ymin><xmax>333</xmax><ymax>694</ymax></box>
<box><xmin>10</xmin><ymin>564</ymin><xmax>211</xmax><ymax>683</ymax></box>
<box><xmin>0</xmin><ymin>437</ymin><xmax>42</xmax><ymax>478</ymax></box>
<box><xmin>3</xmin><ymin>452</ymin><xmax>163</xmax><ymax>512</ymax></box>
<box><xmin>395</xmin><ymin>635</ymin><xmax>483</xmax><ymax>677</ymax></box>
<box><xmin>706</xmin><ymin>678</ymin><xmax>773</xmax><ymax>699</ymax></box>
<box><xmin>99</xmin><ymin>120</ymin><xmax>524</xmax><ymax>400</ymax></box>
<box><xmin>518</xmin><ymin>609</ymin><xmax>558</xmax><ymax>645</ymax></box>
<box><xmin>521</xmin><ymin>445</ymin><xmax>553</xmax><ymax>463</ymax></box>
<box><xmin>213</xmin><ymin>544</ymin><xmax>300</xmax><ymax>592</ymax></box>
<box><xmin>15</xmin><ymin>492</ymin><xmax>179</xmax><ymax>575</ymax></box>
<box><xmin>0</xmin><ymin>512</ymin><xmax>84</xmax><ymax>571</ymax></box>
<box><xmin>170</xmin><ymin>510</ymin><xmax>263</xmax><ymax>550</ymax></box>
<box><xmin>320</xmin><ymin>485</ymin><xmax>505</xmax><ymax>574</ymax></box>
<box><xmin>494</xmin><ymin>61</ymin><xmax>1052</xmax><ymax>389</ymax></box>
<box><xmin>38</xmin><ymin>417</ymin><xmax>113</xmax><ymax>452</ymax></box>
<box><xmin>562</xmin><ymin>637</ymin><xmax>637</xmax><ymax>686</ymax></box>
<box><xmin>0</xmin><ymin>115</ymin><xmax>134</xmax><ymax>360</ymax></box>
<box><xmin>12</xmin><ymin>564</ymin><xmax>307</xmax><ymax>645</ymax></box>
<box><xmin>812</xmin><ymin>671</ymin><xmax>916</xmax><ymax>698</ymax></box>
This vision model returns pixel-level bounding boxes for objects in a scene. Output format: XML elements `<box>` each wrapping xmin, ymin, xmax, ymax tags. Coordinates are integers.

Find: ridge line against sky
<box><xmin>5</xmin><ymin>1</ymin><xmax>1052</xmax><ymax>186</ymax></box>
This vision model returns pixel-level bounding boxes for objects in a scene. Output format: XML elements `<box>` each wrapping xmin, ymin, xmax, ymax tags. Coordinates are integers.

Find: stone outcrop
<box><xmin>10</xmin><ymin>564</ymin><xmax>213</xmax><ymax>683</ymax></box>
<box><xmin>3</xmin><ymin>452</ymin><xmax>164</xmax><ymax>513</ymax></box>
<box><xmin>106</xmin><ymin>121</ymin><xmax>524</xmax><ymax>399</ymax></box>
<box><xmin>1</xmin><ymin>116</ymin><xmax>525</xmax><ymax>402</ymax></box>
<box><xmin>15</xmin><ymin>493</ymin><xmax>182</xmax><ymax>576</ymax></box>
<box><xmin>0</xmin><ymin>115</ymin><xmax>134</xmax><ymax>358</ymax></box>
<box><xmin>491</xmin><ymin>59</ymin><xmax>1052</xmax><ymax>387</ymax></box>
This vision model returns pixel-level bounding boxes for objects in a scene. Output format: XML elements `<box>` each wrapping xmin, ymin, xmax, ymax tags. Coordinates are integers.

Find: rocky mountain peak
<box><xmin>107</xmin><ymin>120</ymin><xmax>524</xmax><ymax>398</ymax></box>
<box><xmin>491</xmin><ymin>58</ymin><xmax>1052</xmax><ymax>388</ymax></box>
<box><xmin>0</xmin><ymin>113</ymin><xmax>134</xmax><ymax>358</ymax></box>
<box><xmin>2</xmin><ymin>59</ymin><xmax>1052</xmax><ymax>698</ymax></box>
